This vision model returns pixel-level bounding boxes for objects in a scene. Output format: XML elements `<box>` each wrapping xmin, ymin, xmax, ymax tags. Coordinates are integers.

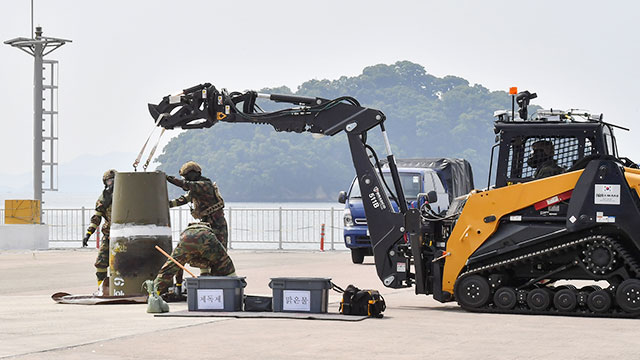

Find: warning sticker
<box><xmin>594</xmin><ymin>184</ymin><xmax>620</xmax><ymax>205</ymax></box>
<box><xmin>397</xmin><ymin>262</ymin><xmax>407</xmax><ymax>272</ymax></box>
<box><xmin>596</xmin><ymin>212</ymin><xmax>616</xmax><ymax>223</ymax></box>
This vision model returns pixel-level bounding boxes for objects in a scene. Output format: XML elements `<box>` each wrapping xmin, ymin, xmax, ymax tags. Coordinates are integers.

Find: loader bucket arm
<box><xmin>149</xmin><ymin>83</ymin><xmax>412</xmax><ymax>288</ymax></box>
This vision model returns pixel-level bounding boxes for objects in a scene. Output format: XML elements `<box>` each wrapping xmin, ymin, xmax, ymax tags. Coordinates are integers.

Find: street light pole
<box><xmin>5</xmin><ymin>27</ymin><xmax>71</xmax><ymax>204</ymax></box>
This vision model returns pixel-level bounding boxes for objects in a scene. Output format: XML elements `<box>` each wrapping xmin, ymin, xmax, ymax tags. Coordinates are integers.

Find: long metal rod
<box><xmin>33</xmin><ymin>37</ymin><xmax>43</xmax><ymax>203</ymax></box>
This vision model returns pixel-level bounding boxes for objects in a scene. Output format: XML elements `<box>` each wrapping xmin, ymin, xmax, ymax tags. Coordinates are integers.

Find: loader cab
<box><xmin>491</xmin><ymin>110</ymin><xmax>618</xmax><ymax>188</ymax></box>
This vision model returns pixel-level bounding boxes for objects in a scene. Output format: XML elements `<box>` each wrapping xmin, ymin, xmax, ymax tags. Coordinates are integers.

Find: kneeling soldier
<box><xmin>153</xmin><ymin>222</ymin><xmax>236</xmax><ymax>297</ymax></box>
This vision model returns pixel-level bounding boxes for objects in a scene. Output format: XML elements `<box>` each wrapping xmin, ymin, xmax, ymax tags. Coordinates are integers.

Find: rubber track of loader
<box><xmin>457</xmin><ymin>235</ymin><xmax>640</xmax><ymax>318</ymax></box>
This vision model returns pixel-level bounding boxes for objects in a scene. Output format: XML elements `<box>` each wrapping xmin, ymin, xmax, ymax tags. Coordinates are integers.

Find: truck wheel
<box><xmin>351</xmin><ymin>249</ymin><xmax>365</xmax><ymax>264</ymax></box>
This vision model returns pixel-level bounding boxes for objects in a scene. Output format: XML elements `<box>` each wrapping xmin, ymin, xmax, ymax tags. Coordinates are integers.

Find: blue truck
<box><xmin>338</xmin><ymin>158</ymin><xmax>474</xmax><ymax>264</ymax></box>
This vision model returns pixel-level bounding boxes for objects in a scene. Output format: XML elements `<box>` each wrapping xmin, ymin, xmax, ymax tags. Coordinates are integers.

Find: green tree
<box><xmin>156</xmin><ymin>61</ymin><xmax>516</xmax><ymax>201</ymax></box>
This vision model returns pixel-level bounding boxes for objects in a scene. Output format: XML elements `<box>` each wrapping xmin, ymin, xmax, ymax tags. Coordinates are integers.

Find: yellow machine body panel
<box><xmin>624</xmin><ymin>167</ymin><xmax>640</xmax><ymax>194</ymax></box>
<box><xmin>4</xmin><ymin>200</ymin><xmax>41</xmax><ymax>224</ymax></box>
<box><xmin>442</xmin><ymin>170</ymin><xmax>583</xmax><ymax>294</ymax></box>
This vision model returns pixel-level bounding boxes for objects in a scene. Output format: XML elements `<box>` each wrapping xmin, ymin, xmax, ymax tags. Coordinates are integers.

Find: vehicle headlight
<box><xmin>343</xmin><ymin>209</ymin><xmax>354</xmax><ymax>227</ymax></box>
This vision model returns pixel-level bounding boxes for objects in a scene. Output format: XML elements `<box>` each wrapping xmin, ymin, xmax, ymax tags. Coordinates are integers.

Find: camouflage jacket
<box><xmin>169</xmin><ymin>176</ymin><xmax>224</xmax><ymax>219</ymax></box>
<box><xmin>166</xmin><ymin>223</ymin><xmax>234</xmax><ymax>274</ymax></box>
<box><xmin>534</xmin><ymin>160</ymin><xmax>564</xmax><ymax>179</ymax></box>
<box><xmin>86</xmin><ymin>191</ymin><xmax>112</xmax><ymax>237</ymax></box>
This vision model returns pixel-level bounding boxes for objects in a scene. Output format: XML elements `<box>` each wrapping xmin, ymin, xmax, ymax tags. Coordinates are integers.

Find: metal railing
<box><xmin>1</xmin><ymin>207</ymin><xmax>346</xmax><ymax>250</ymax></box>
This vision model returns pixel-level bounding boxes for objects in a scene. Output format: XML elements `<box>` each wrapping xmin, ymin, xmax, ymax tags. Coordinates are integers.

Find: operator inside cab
<box><xmin>527</xmin><ymin>140</ymin><xmax>564</xmax><ymax>179</ymax></box>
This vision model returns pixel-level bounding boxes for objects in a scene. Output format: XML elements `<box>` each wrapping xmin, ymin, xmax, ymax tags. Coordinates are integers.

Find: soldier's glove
<box><xmin>166</xmin><ymin>175</ymin><xmax>181</xmax><ymax>186</ymax></box>
<box><xmin>82</xmin><ymin>233</ymin><xmax>90</xmax><ymax>247</ymax></box>
<box><xmin>167</xmin><ymin>175</ymin><xmax>189</xmax><ymax>190</ymax></box>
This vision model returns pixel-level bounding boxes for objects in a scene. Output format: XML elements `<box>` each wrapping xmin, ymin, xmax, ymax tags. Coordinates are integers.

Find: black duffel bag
<box><xmin>334</xmin><ymin>283</ymin><xmax>386</xmax><ymax>318</ymax></box>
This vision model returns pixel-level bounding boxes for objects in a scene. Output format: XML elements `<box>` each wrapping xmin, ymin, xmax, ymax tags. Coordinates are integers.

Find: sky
<box><xmin>1</xmin><ymin>1</ymin><xmax>639</xmax><ymax>193</ymax></box>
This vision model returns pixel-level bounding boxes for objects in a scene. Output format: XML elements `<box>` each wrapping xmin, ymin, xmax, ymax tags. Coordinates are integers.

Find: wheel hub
<box><xmin>494</xmin><ymin>287</ymin><xmax>517</xmax><ymax>310</ymax></box>
<box><xmin>553</xmin><ymin>288</ymin><xmax>577</xmax><ymax>312</ymax></box>
<box><xmin>527</xmin><ymin>288</ymin><xmax>550</xmax><ymax>311</ymax></box>
<box><xmin>587</xmin><ymin>289</ymin><xmax>611</xmax><ymax>313</ymax></box>
<box><xmin>466</xmin><ymin>284</ymin><xmax>480</xmax><ymax>299</ymax></box>
<box><xmin>582</xmin><ymin>239</ymin><xmax>616</xmax><ymax>275</ymax></box>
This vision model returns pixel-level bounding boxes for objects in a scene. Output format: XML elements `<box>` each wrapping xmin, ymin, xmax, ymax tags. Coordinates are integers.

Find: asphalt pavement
<box><xmin>0</xmin><ymin>249</ymin><xmax>638</xmax><ymax>360</ymax></box>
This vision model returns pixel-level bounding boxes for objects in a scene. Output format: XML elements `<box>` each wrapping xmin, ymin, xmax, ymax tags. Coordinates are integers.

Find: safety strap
<box><xmin>199</xmin><ymin>201</ymin><xmax>225</xmax><ymax>217</ymax></box>
<box><xmin>133</xmin><ymin>113</ymin><xmax>166</xmax><ymax>171</ymax></box>
<box><xmin>143</xmin><ymin>128</ymin><xmax>165</xmax><ymax>171</ymax></box>
<box><xmin>330</xmin><ymin>282</ymin><xmax>345</xmax><ymax>293</ymax></box>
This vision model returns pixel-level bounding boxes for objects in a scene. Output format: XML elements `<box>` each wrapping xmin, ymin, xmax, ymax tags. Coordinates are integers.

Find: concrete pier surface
<box><xmin>0</xmin><ymin>249</ymin><xmax>638</xmax><ymax>360</ymax></box>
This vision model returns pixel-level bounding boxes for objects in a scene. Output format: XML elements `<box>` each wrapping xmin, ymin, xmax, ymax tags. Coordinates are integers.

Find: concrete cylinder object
<box><xmin>109</xmin><ymin>172</ymin><xmax>172</xmax><ymax>296</ymax></box>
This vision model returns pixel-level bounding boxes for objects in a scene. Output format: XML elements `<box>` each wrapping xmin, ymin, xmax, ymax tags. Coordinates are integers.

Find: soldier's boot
<box><xmin>94</xmin><ymin>276</ymin><xmax>109</xmax><ymax>297</ymax></box>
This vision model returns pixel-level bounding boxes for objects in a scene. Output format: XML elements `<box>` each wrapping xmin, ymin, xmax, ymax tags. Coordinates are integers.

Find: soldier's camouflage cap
<box><xmin>180</xmin><ymin>161</ymin><xmax>202</xmax><ymax>176</ymax></box>
<box><xmin>102</xmin><ymin>169</ymin><xmax>117</xmax><ymax>185</ymax></box>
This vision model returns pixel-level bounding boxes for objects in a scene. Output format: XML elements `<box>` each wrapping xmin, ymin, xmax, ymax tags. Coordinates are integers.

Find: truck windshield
<box><xmin>349</xmin><ymin>172</ymin><xmax>422</xmax><ymax>200</ymax></box>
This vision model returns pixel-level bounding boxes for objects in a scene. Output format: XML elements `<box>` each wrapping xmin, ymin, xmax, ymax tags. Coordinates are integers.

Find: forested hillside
<box><xmin>155</xmin><ymin>61</ymin><xmax>514</xmax><ymax>201</ymax></box>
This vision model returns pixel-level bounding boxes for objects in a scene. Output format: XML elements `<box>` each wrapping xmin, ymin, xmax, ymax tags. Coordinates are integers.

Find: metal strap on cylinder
<box><xmin>134</xmin><ymin>113</ymin><xmax>167</xmax><ymax>171</ymax></box>
<box><xmin>143</xmin><ymin>128</ymin><xmax>166</xmax><ymax>171</ymax></box>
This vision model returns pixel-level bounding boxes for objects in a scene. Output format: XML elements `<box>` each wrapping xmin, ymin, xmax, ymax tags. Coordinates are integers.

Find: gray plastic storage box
<box><xmin>186</xmin><ymin>276</ymin><xmax>246</xmax><ymax>312</ymax></box>
<box><xmin>269</xmin><ymin>277</ymin><xmax>332</xmax><ymax>313</ymax></box>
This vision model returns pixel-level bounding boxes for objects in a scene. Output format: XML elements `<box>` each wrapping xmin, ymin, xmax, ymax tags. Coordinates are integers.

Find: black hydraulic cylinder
<box><xmin>387</xmin><ymin>155</ymin><xmax>408</xmax><ymax>214</ymax></box>
<box><xmin>265</xmin><ymin>93</ymin><xmax>318</xmax><ymax>105</ymax></box>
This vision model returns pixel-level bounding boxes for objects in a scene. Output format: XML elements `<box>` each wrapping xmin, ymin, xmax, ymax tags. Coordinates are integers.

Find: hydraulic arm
<box><xmin>149</xmin><ymin>83</ymin><xmax>414</xmax><ymax>288</ymax></box>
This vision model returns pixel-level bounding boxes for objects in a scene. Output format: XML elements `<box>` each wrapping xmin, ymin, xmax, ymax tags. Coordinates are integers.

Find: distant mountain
<box><xmin>153</xmin><ymin>61</ymin><xmax>517</xmax><ymax>201</ymax></box>
<box><xmin>0</xmin><ymin>151</ymin><xmax>139</xmax><ymax>206</ymax></box>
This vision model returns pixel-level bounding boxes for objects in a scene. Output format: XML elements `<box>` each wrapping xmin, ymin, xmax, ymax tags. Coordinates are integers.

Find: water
<box><xmin>1</xmin><ymin>190</ymin><xmax>347</xmax><ymax>250</ymax></box>
<box><xmin>1</xmin><ymin>191</ymin><xmax>339</xmax><ymax>210</ymax></box>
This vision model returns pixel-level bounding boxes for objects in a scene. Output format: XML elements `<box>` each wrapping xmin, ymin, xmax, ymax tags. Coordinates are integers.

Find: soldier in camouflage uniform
<box><xmin>153</xmin><ymin>222</ymin><xmax>236</xmax><ymax>296</ymax></box>
<box><xmin>166</xmin><ymin>161</ymin><xmax>228</xmax><ymax>249</ymax></box>
<box><xmin>527</xmin><ymin>140</ymin><xmax>564</xmax><ymax>179</ymax></box>
<box><xmin>82</xmin><ymin>169</ymin><xmax>116</xmax><ymax>287</ymax></box>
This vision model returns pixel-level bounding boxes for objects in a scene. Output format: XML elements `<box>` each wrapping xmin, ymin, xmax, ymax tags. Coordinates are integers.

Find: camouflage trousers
<box><xmin>202</xmin><ymin>211</ymin><xmax>228</xmax><ymax>249</ymax></box>
<box><xmin>94</xmin><ymin>234</ymin><xmax>110</xmax><ymax>282</ymax></box>
<box><xmin>153</xmin><ymin>227</ymin><xmax>235</xmax><ymax>295</ymax></box>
